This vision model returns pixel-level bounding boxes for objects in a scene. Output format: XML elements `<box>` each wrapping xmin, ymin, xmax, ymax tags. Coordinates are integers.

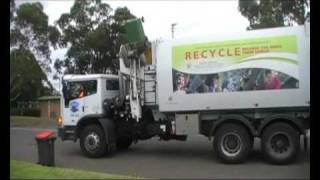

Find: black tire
<box><xmin>261</xmin><ymin>122</ymin><xmax>300</xmax><ymax>164</ymax></box>
<box><xmin>80</xmin><ymin>124</ymin><xmax>107</xmax><ymax>158</ymax></box>
<box><xmin>116</xmin><ymin>136</ymin><xmax>133</xmax><ymax>150</ymax></box>
<box><xmin>214</xmin><ymin>123</ymin><xmax>252</xmax><ymax>164</ymax></box>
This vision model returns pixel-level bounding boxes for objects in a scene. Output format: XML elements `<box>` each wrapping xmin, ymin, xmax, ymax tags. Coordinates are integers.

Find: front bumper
<box><xmin>58</xmin><ymin>126</ymin><xmax>77</xmax><ymax>141</ymax></box>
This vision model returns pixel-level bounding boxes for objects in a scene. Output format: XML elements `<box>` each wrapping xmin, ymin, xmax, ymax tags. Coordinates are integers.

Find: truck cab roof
<box><xmin>63</xmin><ymin>74</ymin><xmax>119</xmax><ymax>81</ymax></box>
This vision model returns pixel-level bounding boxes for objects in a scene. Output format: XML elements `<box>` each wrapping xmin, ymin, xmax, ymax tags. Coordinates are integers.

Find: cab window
<box><xmin>106</xmin><ymin>80</ymin><xmax>119</xmax><ymax>90</ymax></box>
<box><xmin>63</xmin><ymin>80</ymin><xmax>97</xmax><ymax>106</ymax></box>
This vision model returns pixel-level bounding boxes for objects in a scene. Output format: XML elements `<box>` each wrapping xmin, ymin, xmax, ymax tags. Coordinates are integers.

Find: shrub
<box><xmin>10</xmin><ymin>108</ymin><xmax>40</xmax><ymax>117</ymax></box>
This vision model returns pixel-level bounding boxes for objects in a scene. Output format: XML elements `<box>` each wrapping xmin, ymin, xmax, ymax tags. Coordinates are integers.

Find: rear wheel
<box><xmin>116</xmin><ymin>136</ymin><xmax>133</xmax><ymax>150</ymax></box>
<box><xmin>261</xmin><ymin>122</ymin><xmax>300</xmax><ymax>164</ymax></box>
<box><xmin>80</xmin><ymin>125</ymin><xmax>107</xmax><ymax>158</ymax></box>
<box><xmin>214</xmin><ymin>123</ymin><xmax>252</xmax><ymax>163</ymax></box>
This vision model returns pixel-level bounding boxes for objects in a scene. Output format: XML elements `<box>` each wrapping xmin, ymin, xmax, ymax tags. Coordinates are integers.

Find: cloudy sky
<box><xmin>16</xmin><ymin>0</ymin><xmax>250</xmax><ymax>90</ymax></box>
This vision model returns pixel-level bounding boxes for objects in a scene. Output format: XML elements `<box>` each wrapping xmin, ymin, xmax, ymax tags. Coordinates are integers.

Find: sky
<box><xmin>15</xmin><ymin>0</ymin><xmax>250</xmax><ymax>91</ymax></box>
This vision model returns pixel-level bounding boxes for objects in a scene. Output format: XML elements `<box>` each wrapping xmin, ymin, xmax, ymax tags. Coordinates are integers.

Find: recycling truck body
<box><xmin>58</xmin><ymin>18</ymin><xmax>310</xmax><ymax>164</ymax></box>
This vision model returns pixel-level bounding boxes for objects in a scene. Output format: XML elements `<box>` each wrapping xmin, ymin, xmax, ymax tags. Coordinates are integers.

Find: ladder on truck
<box><xmin>143</xmin><ymin>66</ymin><xmax>157</xmax><ymax>106</ymax></box>
<box><xmin>142</xmin><ymin>40</ymin><xmax>159</xmax><ymax>106</ymax></box>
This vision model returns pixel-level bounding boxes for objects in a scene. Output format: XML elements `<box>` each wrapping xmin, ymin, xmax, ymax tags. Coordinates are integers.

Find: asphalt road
<box><xmin>10</xmin><ymin>127</ymin><xmax>310</xmax><ymax>179</ymax></box>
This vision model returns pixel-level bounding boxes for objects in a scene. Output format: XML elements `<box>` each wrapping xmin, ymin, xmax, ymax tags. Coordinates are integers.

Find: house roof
<box><xmin>38</xmin><ymin>96</ymin><xmax>60</xmax><ymax>101</ymax></box>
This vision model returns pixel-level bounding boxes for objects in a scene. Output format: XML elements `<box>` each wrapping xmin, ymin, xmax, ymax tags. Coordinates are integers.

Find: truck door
<box><xmin>62</xmin><ymin>81</ymin><xmax>86</xmax><ymax>126</ymax></box>
<box><xmin>62</xmin><ymin>80</ymin><xmax>98</xmax><ymax>125</ymax></box>
<box><xmin>81</xmin><ymin>80</ymin><xmax>99</xmax><ymax>115</ymax></box>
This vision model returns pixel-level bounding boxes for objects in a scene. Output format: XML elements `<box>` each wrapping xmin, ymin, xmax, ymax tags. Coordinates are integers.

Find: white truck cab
<box><xmin>59</xmin><ymin>74</ymin><xmax>119</xmax><ymax>139</ymax></box>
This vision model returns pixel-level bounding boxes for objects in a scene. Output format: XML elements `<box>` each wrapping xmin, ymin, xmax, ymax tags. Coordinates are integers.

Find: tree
<box><xmin>10</xmin><ymin>1</ymin><xmax>60</xmax><ymax>71</ymax></box>
<box><xmin>10</xmin><ymin>49</ymin><xmax>52</xmax><ymax>102</ymax></box>
<box><xmin>10</xmin><ymin>0</ymin><xmax>14</xmax><ymax>22</ymax></box>
<box><xmin>238</xmin><ymin>0</ymin><xmax>310</xmax><ymax>30</ymax></box>
<box><xmin>55</xmin><ymin>0</ymin><xmax>136</xmax><ymax>74</ymax></box>
<box><xmin>10</xmin><ymin>1</ymin><xmax>59</xmax><ymax>103</ymax></box>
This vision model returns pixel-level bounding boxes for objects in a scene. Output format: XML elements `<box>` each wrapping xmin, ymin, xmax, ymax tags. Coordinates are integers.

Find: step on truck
<box><xmin>58</xmin><ymin>18</ymin><xmax>310</xmax><ymax>164</ymax></box>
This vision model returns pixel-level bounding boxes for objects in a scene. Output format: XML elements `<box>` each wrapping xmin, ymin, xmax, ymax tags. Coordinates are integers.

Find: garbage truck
<box><xmin>58</xmin><ymin>18</ymin><xmax>310</xmax><ymax>164</ymax></box>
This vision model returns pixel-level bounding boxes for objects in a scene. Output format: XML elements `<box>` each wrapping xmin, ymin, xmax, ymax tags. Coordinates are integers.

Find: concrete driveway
<box><xmin>10</xmin><ymin>127</ymin><xmax>310</xmax><ymax>179</ymax></box>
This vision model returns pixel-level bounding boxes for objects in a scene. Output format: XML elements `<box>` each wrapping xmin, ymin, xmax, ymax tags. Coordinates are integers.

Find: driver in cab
<box><xmin>79</xmin><ymin>85</ymin><xmax>86</xmax><ymax>98</ymax></box>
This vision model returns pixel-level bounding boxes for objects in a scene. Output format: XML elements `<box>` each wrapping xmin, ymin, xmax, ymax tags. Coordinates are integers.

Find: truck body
<box><xmin>157</xmin><ymin>27</ymin><xmax>309</xmax><ymax>111</ymax></box>
<box><xmin>58</xmin><ymin>19</ymin><xmax>310</xmax><ymax>164</ymax></box>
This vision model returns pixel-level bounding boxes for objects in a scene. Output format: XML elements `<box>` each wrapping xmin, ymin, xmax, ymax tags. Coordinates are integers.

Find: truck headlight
<box><xmin>125</xmin><ymin>95</ymin><xmax>130</xmax><ymax>100</ymax></box>
<box><xmin>57</xmin><ymin>116</ymin><xmax>63</xmax><ymax>126</ymax></box>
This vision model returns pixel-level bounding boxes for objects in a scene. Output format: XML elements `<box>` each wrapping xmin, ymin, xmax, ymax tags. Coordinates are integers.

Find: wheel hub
<box><xmin>271</xmin><ymin>133</ymin><xmax>290</xmax><ymax>153</ymax></box>
<box><xmin>85</xmin><ymin>133</ymin><xmax>100</xmax><ymax>151</ymax></box>
<box><xmin>226</xmin><ymin>136</ymin><xmax>238</xmax><ymax>149</ymax></box>
<box><xmin>221</xmin><ymin>132</ymin><xmax>242</xmax><ymax>157</ymax></box>
<box><xmin>276</xmin><ymin>139</ymin><xmax>284</xmax><ymax>147</ymax></box>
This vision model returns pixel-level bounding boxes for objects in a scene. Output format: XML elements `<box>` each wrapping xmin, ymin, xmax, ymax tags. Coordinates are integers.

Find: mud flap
<box><xmin>98</xmin><ymin>118</ymin><xmax>117</xmax><ymax>154</ymax></box>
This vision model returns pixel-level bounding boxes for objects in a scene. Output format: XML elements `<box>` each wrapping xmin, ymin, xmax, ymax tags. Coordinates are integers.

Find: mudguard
<box><xmin>209</xmin><ymin>114</ymin><xmax>257</xmax><ymax>139</ymax></box>
<box><xmin>257</xmin><ymin>114</ymin><xmax>304</xmax><ymax>135</ymax></box>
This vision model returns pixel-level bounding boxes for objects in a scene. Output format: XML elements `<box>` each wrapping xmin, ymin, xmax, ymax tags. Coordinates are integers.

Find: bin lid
<box><xmin>35</xmin><ymin>130</ymin><xmax>55</xmax><ymax>140</ymax></box>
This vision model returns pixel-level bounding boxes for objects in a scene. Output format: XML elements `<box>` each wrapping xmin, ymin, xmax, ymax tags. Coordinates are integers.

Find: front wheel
<box><xmin>214</xmin><ymin>123</ymin><xmax>252</xmax><ymax>163</ymax></box>
<box><xmin>261</xmin><ymin>122</ymin><xmax>300</xmax><ymax>164</ymax></box>
<box><xmin>80</xmin><ymin>125</ymin><xmax>107</xmax><ymax>158</ymax></box>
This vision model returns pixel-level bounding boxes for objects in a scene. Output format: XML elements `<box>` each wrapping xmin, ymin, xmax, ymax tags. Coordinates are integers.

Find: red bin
<box><xmin>35</xmin><ymin>130</ymin><xmax>56</xmax><ymax>166</ymax></box>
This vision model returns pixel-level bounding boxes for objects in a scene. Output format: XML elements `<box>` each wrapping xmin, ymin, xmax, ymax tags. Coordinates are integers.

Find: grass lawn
<box><xmin>10</xmin><ymin>160</ymin><xmax>140</xmax><ymax>179</ymax></box>
<box><xmin>10</xmin><ymin>116</ymin><xmax>56</xmax><ymax>127</ymax></box>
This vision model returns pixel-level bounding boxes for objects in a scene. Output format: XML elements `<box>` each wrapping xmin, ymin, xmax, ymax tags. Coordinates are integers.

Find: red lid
<box><xmin>35</xmin><ymin>130</ymin><xmax>55</xmax><ymax>140</ymax></box>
